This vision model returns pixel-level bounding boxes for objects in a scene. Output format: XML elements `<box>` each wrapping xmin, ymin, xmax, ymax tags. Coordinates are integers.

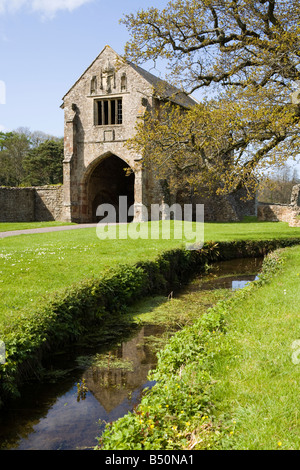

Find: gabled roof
<box><xmin>61</xmin><ymin>45</ymin><xmax>198</xmax><ymax>108</ymax></box>
<box><xmin>61</xmin><ymin>45</ymin><xmax>116</xmax><ymax>103</ymax></box>
<box><xmin>129</xmin><ymin>62</ymin><xmax>198</xmax><ymax>108</ymax></box>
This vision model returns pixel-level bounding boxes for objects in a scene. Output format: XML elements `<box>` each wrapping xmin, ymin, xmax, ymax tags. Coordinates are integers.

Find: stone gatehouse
<box><xmin>0</xmin><ymin>45</ymin><xmax>256</xmax><ymax>224</ymax></box>
<box><xmin>61</xmin><ymin>45</ymin><xmax>256</xmax><ymax>224</ymax></box>
<box><xmin>61</xmin><ymin>45</ymin><xmax>200</xmax><ymax>224</ymax></box>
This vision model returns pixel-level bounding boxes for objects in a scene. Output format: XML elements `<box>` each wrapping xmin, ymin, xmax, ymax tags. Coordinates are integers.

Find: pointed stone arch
<box><xmin>80</xmin><ymin>151</ymin><xmax>135</xmax><ymax>223</ymax></box>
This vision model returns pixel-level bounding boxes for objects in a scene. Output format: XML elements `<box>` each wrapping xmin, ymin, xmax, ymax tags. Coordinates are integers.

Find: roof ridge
<box><xmin>61</xmin><ymin>46</ymin><xmax>198</xmax><ymax>108</ymax></box>
<box><xmin>61</xmin><ymin>45</ymin><xmax>121</xmax><ymax>102</ymax></box>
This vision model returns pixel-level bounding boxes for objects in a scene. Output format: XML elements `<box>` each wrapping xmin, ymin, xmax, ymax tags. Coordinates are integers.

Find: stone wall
<box><xmin>0</xmin><ymin>187</ymin><xmax>35</xmax><ymax>222</ymax></box>
<box><xmin>0</xmin><ymin>186</ymin><xmax>64</xmax><ymax>222</ymax></box>
<box><xmin>176</xmin><ymin>186</ymin><xmax>257</xmax><ymax>222</ymax></box>
<box><xmin>257</xmin><ymin>184</ymin><xmax>300</xmax><ymax>227</ymax></box>
<box><xmin>34</xmin><ymin>187</ymin><xmax>64</xmax><ymax>221</ymax></box>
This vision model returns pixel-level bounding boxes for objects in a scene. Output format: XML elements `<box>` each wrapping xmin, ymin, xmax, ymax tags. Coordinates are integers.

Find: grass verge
<box><xmin>211</xmin><ymin>246</ymin><xmax>300</xmax><ymax>450</ymax></box>
<box><xmin>97</xmin><ymin>245</ymin><xmax>300</xmax><ymax>450</ymax></box>
<box><xmin>0</xmin><ymin>222</ymin><xmax>76</xmax><ymax>232</ymax></box>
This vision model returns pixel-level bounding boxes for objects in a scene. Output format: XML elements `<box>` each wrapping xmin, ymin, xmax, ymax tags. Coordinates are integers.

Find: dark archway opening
<box><xmin>89</xmin><ymin>154</ymin><xmax>135</xmax><ymax>223</ymax></box>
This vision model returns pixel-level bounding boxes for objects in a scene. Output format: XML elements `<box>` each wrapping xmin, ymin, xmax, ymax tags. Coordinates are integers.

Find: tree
<box><xmin>22</xmin><ymin>139</ymin><xmax>64</xmax><ymax>186</ymax></box>
<box><xmin>14</xmin><ymin>127</ymin><xmax>62</xmax><ymax>148</ymax></box>
<box><xmin>258</xmin><ymin>163</ymin><xmax>299</xmax><ymax>203</ymax></box>
<box><xmin>0</xmin><ymin>131</ymin><xmax>31</xmax><ymax>186</ymax></box>
<box><xmin>0</xmin><ymin>129</ymin><xmax>63</xmax><ymax>187</ymax></box>
<box><xmin>122</xmin><ymin>0</ymin><xmax>300</xmax><ymax>198</ymax></box>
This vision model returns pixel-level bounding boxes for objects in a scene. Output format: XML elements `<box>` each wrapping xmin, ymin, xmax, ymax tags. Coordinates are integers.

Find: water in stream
<box><xmin>0</xmin><ymin>256</ymin><xmax>263</xmax><ymax>450</ymax></box>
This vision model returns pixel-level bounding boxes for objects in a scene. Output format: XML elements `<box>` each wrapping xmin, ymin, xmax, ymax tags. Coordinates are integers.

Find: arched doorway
<box><xmin>87</xmin><ymin>154</ymin><xmax>135</xmax><ymax>223</ymax></box>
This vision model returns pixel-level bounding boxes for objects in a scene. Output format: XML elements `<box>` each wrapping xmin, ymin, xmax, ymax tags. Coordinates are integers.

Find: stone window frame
<box><xmin>94</xmin><ymin>97</ymin><xmax>123</xmax><ymax>126</ymax></box>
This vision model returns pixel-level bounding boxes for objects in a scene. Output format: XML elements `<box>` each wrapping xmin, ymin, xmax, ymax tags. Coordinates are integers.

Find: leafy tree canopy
<box><xmin>23</xmin><ymin>139</ymin><xmax>64</xmax><ymax>186</ymax></box>
<box><xmin>122</xmin><ymin>0</ymin><xmax>300</xmax><ymax>198</ymax></box>
<box><xmin>0</xmin><ymin>129</ymin><xmax>63</xmax><ymax>187</ymax></box>
<box><xmin>0</xmin><ymin>131</ymin><xmax>31</xmax><ymax>186</ymax></box>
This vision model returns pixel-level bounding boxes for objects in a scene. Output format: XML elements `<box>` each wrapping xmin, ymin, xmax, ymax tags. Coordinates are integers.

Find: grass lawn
<box><xmin>0</xmin><ymin>222</ymin><xmax>76</xmax><ymax>232</ymax></box>
<box><xmin>99</xmin><ymin>245</ymin><xmax>300</xmax><ymax>450</ymax></box>
<box><xmin>210</xmin><ymin>246</ymin><xmax>300</xmax><ymax>449</ymax></box>
<box><xmin>0</xmin><ymin>220</ymin><xmax>300</xmax><ymax>324</ymax></box>
<box><xmin>0</xmin><ymin>222</ymin><xmax>186</xmax><ymax>322</ymax></box>
<box><xmin>1</xmin><ymin>219</ymin><xmax>300</xmax><ymax>448</ymax></box>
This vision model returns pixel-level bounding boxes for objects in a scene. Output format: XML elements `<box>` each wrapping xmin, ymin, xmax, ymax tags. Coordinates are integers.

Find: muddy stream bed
<box><xmin>0</xmin><ymin>257</ymin><xmax>263</xmax><ymax>450</ymax></box>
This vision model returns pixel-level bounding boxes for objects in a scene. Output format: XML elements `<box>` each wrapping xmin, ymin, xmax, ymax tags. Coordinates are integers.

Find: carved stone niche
<box><xmin>90</xmin><ymin>76</ymin><xmax>97</xmax><ymax>95</ymax></box>
<box><xmin>100</xmin><ymin>61</ymin><xmax>116</xmax><ymax>94</ymax></box>
<box><xmin>121</xmin><ymin>73</ymin><xmax>127</xmax><ymax>92</ymax></box>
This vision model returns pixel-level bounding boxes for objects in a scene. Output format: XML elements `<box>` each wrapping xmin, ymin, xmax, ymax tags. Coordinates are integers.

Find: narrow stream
<box><xmin>0</xmin><ymin>256</ymin><xmax>263</xmax><ymax>450</ymax></box>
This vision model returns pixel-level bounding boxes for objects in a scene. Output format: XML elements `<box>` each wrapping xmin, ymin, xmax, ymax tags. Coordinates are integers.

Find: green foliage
<box><xmin>122</xmin><ymin>0</ymin><xmax>300</xmax><ymax>195</ymax></box>
<box><xmin>1</xmin><ymin>235</ymin><xmax>300</xmax><ymax>405</ymax></box>
<box><xmin>97</xmin><ymin>297</ymin><xmax>229</xmax><ymax>450</ymax></box>
<box><xmin>0</xmin><ymin>131</ymin><xmax>30</xmax><ymax>186</ymax></box>
<box><xmin>97</xmin><ymin>244</ymin><xmax>294</xmax><ymax>450</ymax></box>
<box><xmin>0</xmin><ymin>130</ymin><xmax>63</xmax><ymax>187</ymax></box>
<box><xmin>22</xmin><ymin>139</ymin><xmax>64</xmax><ymax>186</ymax></box>
<box><xmin>136</xmin><ymin>248</ymin><xmax>199</xmax><ymax>295</ymax></box>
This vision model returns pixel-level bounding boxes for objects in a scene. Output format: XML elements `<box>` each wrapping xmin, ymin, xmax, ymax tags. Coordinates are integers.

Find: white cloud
<box><xmin>0</xmin><ymin>0</ymin><xmax>93</xmax><ymax>18</ymax></box>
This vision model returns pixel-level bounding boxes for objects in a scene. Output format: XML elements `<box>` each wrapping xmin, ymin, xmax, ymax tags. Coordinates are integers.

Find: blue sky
<box><xmin>0</xmin><ymin>1</ymin><xmax>299</xmax><ymax>176</ymax></box>
<box><xmin>0</xmin><ymin>0</ymin><xmax>168</xmax><ymax>137</ymax></box>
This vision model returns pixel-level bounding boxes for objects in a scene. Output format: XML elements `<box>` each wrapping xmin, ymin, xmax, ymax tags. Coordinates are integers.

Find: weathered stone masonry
<box><xmin>60</xmin><ymin>45</ymin><xmax>256</xmax><ymax>224</ymax></box>
<box><xmin>60</xmin><ymin>45</ymin><xmax>195</xmax><ymax>223</ymax></box>
<box><xmin>257</xmin><ymin>184</ymin><xmax>300</xmax><ymax>227</ymax></box>
<box><xmin>0</xmin><ymin>186</ymin><xmax>63</xmax><ymax>222</ymax></box>
<box><xmin>0</xmin><ymin>45</ymin><xmax>258</xmax><ymax>224</ymax></box>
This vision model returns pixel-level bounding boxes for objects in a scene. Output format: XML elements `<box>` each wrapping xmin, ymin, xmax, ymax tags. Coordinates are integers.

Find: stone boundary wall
<box><xmin>1</xmin><ymin>184</ymin><xmax>299</xmax><ymax>226</ymax></box>
<box><xmin>257</xmin><ymin>184</ymin><xmax>300</xmax><ymax>227</ymax></box>
<box><xmin>0</xmin><ymin>188</ymin><xmax>35</xmax><ymax>222</ymax></box>
<box><xmin>257</xmin><ymin>203</ymin><xmax>300</xmax><ymax>226</ymax></box>
<box><xmin>35</xmin><ymin>187</ymin><xmax>64</xmax><ymax>222</ymax></box>
<box><xmin>0</xmin><ymin>186</ymin><xmax>64</xmax><ymax>222</ymax></box>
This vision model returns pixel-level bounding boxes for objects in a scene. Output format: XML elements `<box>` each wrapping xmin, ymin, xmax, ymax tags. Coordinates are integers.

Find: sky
<box><xmin>0</xmin><ymin>0</ymin><xmax>168</xmax><ymax>137</ymax></box>
<box><xmin>0</xmin><ymin>0</ymin><xmax>299</xmax><ymax>175</ymax></box>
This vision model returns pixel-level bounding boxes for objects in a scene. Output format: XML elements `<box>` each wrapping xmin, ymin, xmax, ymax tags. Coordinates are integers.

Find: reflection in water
<box><xmin>0</xmin><ymin>326</ymin><xmax>159</xmax><ymax>450</ymax></box>
<box><xmin>0</xmin><ymin>257</ymin><xmax>263</xmax><ymax>450</ymax></box>
<box><xmin>187</xmin><ymin>257</ymin><xmax>262</xmax><ymax>292</ymax></box>
<box><xmin>232</xmin><ymin>278</ymin><xmax>259</xmax><ymax>290</ymax></box>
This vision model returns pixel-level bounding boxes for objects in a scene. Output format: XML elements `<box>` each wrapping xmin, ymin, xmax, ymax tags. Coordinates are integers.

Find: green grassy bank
<box><xmin>0</xmin><ymin>221</ymin><xmax>300</xmax><ymax>407</ymax></box>
<box><xmin>97</xmin><ymin>245</ymin><xmax>300</xmax><ymax>450</ymax></box>
<box><xmin>0</xmin><ymin>237</ymin><xmax>299</xmax><ymax>407</ymax></box>
<box><xmin>1</xmin><ymin>220</ymin><xmax>300</xmax><ymax>318</ymax></box>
